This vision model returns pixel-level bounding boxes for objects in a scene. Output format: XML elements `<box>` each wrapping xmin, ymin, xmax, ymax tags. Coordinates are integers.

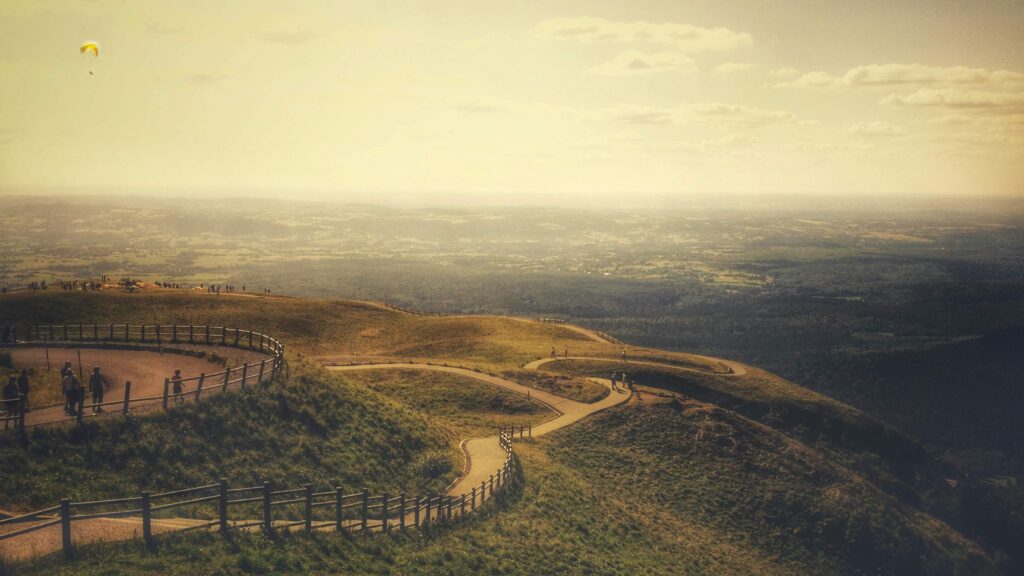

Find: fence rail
<box><xmin>0</xmin><ymin>324</ymin><xmax>285</xmax><ymax>432</ymax></box>
<box><xmin>382</xmin><ymin>302</ymin><xmax>449</xmax><ymax>317</ymax></box>
<box><xmin>0</xmin><ymin>430</ymin><xmax>521</xmax><ymax>561</ymax></box>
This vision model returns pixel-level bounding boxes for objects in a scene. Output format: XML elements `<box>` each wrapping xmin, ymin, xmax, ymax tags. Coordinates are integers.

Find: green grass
<box><xmin>0</xmin><ymin>358</ymin><xmax>458</xmax><ymax>512</ymax></box>
<box><xmin>336</xmin><ymin>369</ymin><xmax>554</xmax><ymax>439</ymax></box>
<box><xmin>497</xmin><ymin>369</ymin><xmax>608</xmax><ymax>404</ymax></box>
<box><xmin>9</xmin><ymin>400</ymin><xmax>996</xmax><ymax>575</ymax></box>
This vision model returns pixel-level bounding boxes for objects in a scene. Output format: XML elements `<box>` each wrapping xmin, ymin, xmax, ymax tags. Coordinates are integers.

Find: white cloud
<box><xmin>537</xmin><ymin>17</ymin><xmax>752</xmax><ymax>52</ymax></box>
<box><xmin>777</xmin><ymin>63</ymin><xmax>1024</xmax><ymax>90</ymax></box>
<box><xmin>846</xmin><ymin>121</ymin><xmax>905</xmax><ymax>136</ymax></box>
<box><xmin>770</xmin><ymin>68</ymin><xmax>800</xmax><ymax>79</ymax></box>
<box><xmin>602</xmin><ymin>102</ymin><xmax>796</xmax><ymax>128</ymax></box>
<box><xmin>882</xmin><ymin>88</ymin><xmax>1024</xmax><ymax>112</ymax></box>
<box><xmin>587</xmin><ymin>50</ymin><xmax>697</xmax><ymax>76</ymax></box>
<box><xmin>715</xmin><ymin>62</ymin><xmax>758</xmax><ymax>74</ymax></box>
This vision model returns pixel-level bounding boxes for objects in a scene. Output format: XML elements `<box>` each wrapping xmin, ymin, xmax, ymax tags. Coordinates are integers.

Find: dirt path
<box><xmin>1</xmin><ymin>357</ymin><xmax>630</xmax><ymax>560</ymax></box>
<box><xmin>6</xmin><ymin>348</ymin><xmax>262</xmax><ymax>427</ymax></box>
<box><xmin>324</xmin><ymin>363</ymin><xmax>630</xmax><ymax>498</ymax></box>
<box><xmin>523</xmin><ymin>355</ymin><xmax>750</xmax><ymax>377</ymax></box>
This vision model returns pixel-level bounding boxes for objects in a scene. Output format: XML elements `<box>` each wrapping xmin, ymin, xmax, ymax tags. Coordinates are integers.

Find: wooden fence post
<box><xmin>219</xmin><ymin>478</ymin><xmax>229</xmax><ymax>533</ymax></box>
<box><xmin>109</xmin><ymin>324</ymin><xmax>114</xmax><ymax>340</ymax></box>
<box><xmin>399</xmin><ymin>493</ymin><xmax>406</xmax><ymax>531</ymax></box>
<box><xmin>234</xmin><ymin>328</ymin><xmax>240</xmax><ymax>347</ymax></box>
<box><xmin>124</xmin><ymin>324</ymin><xmax>129</xmax><ymax>343</ymax></box>
<box><xmin>471</xmin><ymin>486</ymin><xmax>477</xmax><ymax>511</ymax></box>
<box><xmin>361</xmin><ymin>489</ymin><xmax>369</xmax><ymax>532</ymax></box>
<box><xmin>196</xmin><ymin>373</ymin><xmax>205</xmax><ymax>401</ymax></box>
<box><xmin>221</xmin><ymin>327</ymin><xmax>227</xmax><ymax>345</ymax></box>
<box><xmin>60</xmin><ymin>498</ymin><xmax>73</xmax><ymax>559</ymax></box>
<box><xmin>142</xmin><ymin>491</ymin><xmax>153</xmax><ymax>548</ymax></box>
<box><xmin>528</xmin><ymin>423</ymin><xmax>532</xmax><ymax>437</ymax></box>
<box><xmin>335</xmin><ymin>487</ymin><xmax>343</xmax><ymax>532</ymax></box>
<box><xmin>78</xmin><ymin>324</ymin><xmax>83</xmax><ymax>342</ymax></box>
<box><xmin>63</xmin><ymin>324</ymin><xmax>68</xmax><ymax>340</ymax></box>
<box><xmin>172</xmin><ymin>325</ymin><xmax>178</xmax><ymax>343</ymax></box>
<box><xmin>480</xmin><ymin>480</ymin><xmax>486</xmax><ymax>503</ymax></box>
<box><xmin>156</xmin><ymin>325</ymin><xmax>161</xmax><ymax>346</ymax></box>
<box><xmin>305</xmin><ymin>484</ymin><xmax>313</xmax><ymax>532</ymax></box>
<box><xmin>223</xmin><ymin>367</ymin><xmax>231</xmax><ymax>391</ymax></box>
<box><xmin>122</xmin><ymin>381</ymin><xmax>131</xmax><ymax>416</ymax></box>
<box><xmin>240</xmin><ymin>364</ymin><xmax>248</xmax><ymax>391</ymax></box>
<box><xmin>425</xmin><ymin>495</ymin><xmax>432</xmax><ymax>528</ymax></box>
<box><xmin>257</xmin><ymin>360</ymin><xmax>266</xmax><ymax>386</ymax></box>
<box><xmin>381</xmin><ymin>491</ymin><xmax>389</xmax><ymax>533</ymax></box>
<box><xmin>414</xmin><ymin>495</ymin><xmax>421</xmax><ymax>528</ymax></box>
<box><xmin>247</xmin><ymin>330</ymin><xmax>253</xmax><ymax>350</ymax></box>
<box><xmin>460</xmin><ymin>494</ymin><xmax>466</xmax><ymax>518</ymax></box>
<box><xmin>262</xmin><ymin>481</ymin><xmax>274</xmax><ymax>534</ymax></box>
<box><xmin>259</xmin><ymin>333</ymin><xmax>265</xmax><ymax>353</ymax></box>
<box><xmin>189</xmin><ymin>324</ymin><xmax>194</xmax><ymax>344</ymax></box>
<box><xmin>205</xmin><ymin>325</ymin><xmax>211</xmax><ymax>345</ymax></box>
<box><xmin>489</xmin><ymin>475</ymin><xmax>494</xmax><ymax>498</ymax></box>
<box><xmin>162</xmin><ymin>378</ymin><xmax>170</xmax><ymax>410</ymax></box>
<box><xmin>18</xmin><ymin>395</ymin><xmax>26</xmax><ymax>432</ymax></box>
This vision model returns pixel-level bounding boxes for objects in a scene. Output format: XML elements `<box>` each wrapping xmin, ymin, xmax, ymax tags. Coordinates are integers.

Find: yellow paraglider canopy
<box><xmin>80</xmin><ymin>42</ymin><xmax>99</xmax><ymax>57</ymax></box>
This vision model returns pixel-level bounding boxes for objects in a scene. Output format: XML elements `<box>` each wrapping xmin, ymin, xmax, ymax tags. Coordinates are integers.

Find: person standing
<box><xmin>63</xmin><ymin>370</ymin><xmax>83</xmax><ymax>417</ymax></box>
<box><xmin>3</xmin><ymin>376</ymin><xmax>20</xmax><ymax>430</ymax></box>
<box><xmin>16</xmin><ymin>370</ymin><xmax>29</xmax><ymax>411</ymax></box>
<box><xmin>171</xmin><ymin>369</ymin><xmax>185</xmax><ymax>405</ymax></box>
<box><xmin>550</xmin><ymin>346</ymin><xmax>556</xmax><ymax>359</ymax></box>
<box><xmin>610</xmin><ymin>372</ymin><xmax>618</xmax><ymax>392</ymax></box>
<box><xmin>88</xmin><ymin>367</ymin><xmax>108</xmax><ymax>413</ymax></box>
<box><xmin>61</xmin><ymin>361</ymin><xmax>74</xmax><ymax>415</ymax></box>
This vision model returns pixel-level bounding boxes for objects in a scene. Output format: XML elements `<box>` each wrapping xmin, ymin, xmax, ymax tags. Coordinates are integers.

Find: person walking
<box><xmin>61</xmin><ymin>361</ymin><xmax>73</xmax><ymax>415</ymax></box>
<box><xmin>171</xmin><ymin>369</ymin><xmax>184</xmax><ymax>405</ymax></box>
<box><xmin>550</xmin><ymin>346</ymin><xmax>556</xmax><ymax>359</ymax></box>
<box><xmin>609</xmin><ymin>372</ymin><xmax>618</xmax><ymax>392</ymax></box>
<box><xmin>16</xmin><ymin>369</ymin><xmax>29</xmax><ymax>411</ymax></box>
<box><xmin>621</xmin><ymin>350</ymin><xmax>627</xmax><ymax>363</ymax></box>
<box><xmin>63</xmin><ymin>370</ymin><xmax>84</xmax><ymax>417</ymax></box>
<box><xmin>88</xmin><ymin>367</ymin><xmax>108</xmax><ymax>413</ymax></box>
<box><xmin>3</xmin><ymin>376</ymin><xmax>19</xmax><ymax>430</ymax></box>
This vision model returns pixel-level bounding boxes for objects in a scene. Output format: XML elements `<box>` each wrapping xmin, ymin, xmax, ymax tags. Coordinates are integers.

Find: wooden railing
<box><xmin>0</xmin><ymin>324</ymin><xmax>285</xmax><ymax>431</ymax></box>
<box><xmin>536</xmin><ymin>317</ymin><xmax>566</xmax><ymax>324</ymax></box>
<box><xmin>0</xmin><ymin>430</ymin><xmax>520</xmax><ymax>560</ymax></box>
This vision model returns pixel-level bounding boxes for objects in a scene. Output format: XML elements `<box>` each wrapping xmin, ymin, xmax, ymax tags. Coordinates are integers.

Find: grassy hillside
<box><xmin>10</xmin><ymin>400</ymin><xmax>997</xmax><ymax>576</ymax></box>
<box><xmin>0</xmin><ymin>290</ymin><xmax>1015</xmax><ymax>574</ymax></box>
<box><xmin>0</xmin><ymin>358</ymin><xmax>458</xmax><ymax>511</ymax></box>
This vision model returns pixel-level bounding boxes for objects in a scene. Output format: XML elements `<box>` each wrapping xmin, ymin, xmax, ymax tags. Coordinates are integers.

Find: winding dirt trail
<box><xmin>324</xmin><ymin>363</ymin><xmax>631</xmax><ymax>497</ymax></box>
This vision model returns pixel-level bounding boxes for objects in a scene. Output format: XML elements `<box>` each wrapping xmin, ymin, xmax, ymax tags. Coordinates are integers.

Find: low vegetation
<box><xmin>0</xmin><ymin>358</ymin><xmax>458</xmax><ymax>511</ymax></box>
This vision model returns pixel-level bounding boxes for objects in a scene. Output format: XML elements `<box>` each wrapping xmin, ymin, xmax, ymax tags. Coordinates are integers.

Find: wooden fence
<box><xmin>382</xmin><ymin>302</ymin><xmax>449</xmax><ymax>317</ymax></box>
<box><xmin>0</xmin><ymin>429</ymin><xmax>521</xmax><ymax>560</ymax></box>
<box><xmin>0</xmin><ymin>324</ymin><xmax>285</xmax><ymax>432</ymax></box>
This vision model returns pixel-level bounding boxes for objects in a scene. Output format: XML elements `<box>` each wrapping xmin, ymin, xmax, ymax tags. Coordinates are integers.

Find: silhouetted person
<box><xmin>621</xmin><ymin>350</ymin><xmax>627</xmax><ymax>363</ymax></box>
<box><xmin>17</xmin><ymin>370</ymin><xmax>29</xmax><ymax>411</ymax></box>
<box><xmin>3</xmin><ymin>376</ymin><xmax>20</xmax><ymax>429</ymax></box>
<box><xmin>63</xmin><ymin>370</ymin><xmax>84</xmax><ymax>417</ymax></box>
<box><xmin>89</xmin><ymin>367</ymin><xmax>108</xmax><ymax>413</ymax></box>
<box><xmin>171</xmin><ymin>369</ymin><xmax>184</xmax><ymax>405</ymax></box>
<box><xmin>61</xmin><ymin>361</ymin><xmax>73</xmax><ymax>414</ymax></box>
<box><xmin>563</xmin><ymin>346</ymin><xmax>568</xmax><ymax>358</ymax></box>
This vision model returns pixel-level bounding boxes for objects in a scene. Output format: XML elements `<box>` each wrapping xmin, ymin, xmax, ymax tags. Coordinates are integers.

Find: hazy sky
<box><xmin>2</xmin><ymin>1</ymin><xmax>1023</xmax><ymax>201</ymax></box>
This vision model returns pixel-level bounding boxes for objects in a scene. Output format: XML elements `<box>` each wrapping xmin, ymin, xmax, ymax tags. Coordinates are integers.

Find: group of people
<box><xmin>610</xmin><ymin>372</ymin><xmax>635</xmax><ymax>393</ymax></box>
<box><xmin>57</xmin><ymin>280</ymin><xmax>103</xmax><ymax>291</ymax></box>
<box><xmin>60</xmin><ymin>361</ymin><xmax>109</xmax><ymax>417</ymax></box>
<box><xmin>549</xmin><ymin>346</ymin><xmax>569</xmax><ymax>359</ymax></box>
<box><xmin>2</xmin><ymin>370</ymin><xmax>30</xmax><ymax>429</ymax></box>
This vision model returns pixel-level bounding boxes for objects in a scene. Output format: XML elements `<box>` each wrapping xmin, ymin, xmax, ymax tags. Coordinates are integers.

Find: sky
<box><xmin>1</xmin><ymin>0</ymin><xmax>1023</xmax><ymax>202</ymax></box>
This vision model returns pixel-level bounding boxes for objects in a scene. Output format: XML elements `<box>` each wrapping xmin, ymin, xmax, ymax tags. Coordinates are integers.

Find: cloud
<box><xmin>587</xmin><ymin>50</ymin><xmax>697</xmax><ymax>76</ymax></box>
<box><xmin>602</xmin><ymin>102</ymin><xmax>796</xmax><ymax>128</ymax></box>
<box><xmin>770</xmin><ymin>68</ymin><xmax>800</xmax><ymax>79</ymax></box>
<box><xmin>846</xmin><ymin>121</ymin><xmax>905</xmax><ymax>136</ymax></box>
<box><xmin>186</xmin><ymin>73</ymin><xmax>228</xmax><ymax>86</ymax></box>
<box><xmin>537</xmin><ymin>17</ymin><xmax>752</xmax><ymax>52</ymax></box>
<box><xmin>777</xmin><ymin>63</ymin><xmax>1024</xmax><ymax>90</ymax></box>
<box><xmin>882</xmin><ymin>88</ymin><xmax>1024</xmax><ymax>112</ymax></box>
<box><xmin>715</xmin><ymin>62</ymin><xmax>757</xmax><ymax>74</ymax></box>
<box><xmin>258</xmin><ymin>31</ymin><xmax>317</xmax><ymax>45</ymax></box>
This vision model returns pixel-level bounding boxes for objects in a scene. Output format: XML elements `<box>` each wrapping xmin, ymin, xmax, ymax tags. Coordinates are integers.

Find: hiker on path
<box><xmin>621</xmin><ymin>350</ymin><xmax>627</xmax><ymax>363</ymax></box>
<box><xmin>3</xmin><ymin>376</ymin><xmax>20</xmax><ymax>429</ymax></box>
<box><xmin>550</xmin><ymin>346</ymin><xmax>556</xmax><ymax>359</ymax></box>
<box><xmin>89</xmin><ymin>367</ymin><xmax>108</xmax><ymax>413</ymax></box>
<box><xmin>610</xmin><ymin>372</ymin><xmax>618</xmax><ymax>392</ymax></box>
<box><xmin>63</xmin><ymin>370</ymin><xmax>84</xmax><ymax>417</ymax></box>
<box><xmin>17</xmin><ymin>370</ymin><xmax>29</xmax><ymax>411</ymax></box>
<box><xmin>171</xmin><ymin>369</ymin><xmax>184</xmax><ymax>405</ymax></box>
<box><xmin>61</xmin><ymin>361</ymin><xmax>73</xmax><ymax>414</ymax></box>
